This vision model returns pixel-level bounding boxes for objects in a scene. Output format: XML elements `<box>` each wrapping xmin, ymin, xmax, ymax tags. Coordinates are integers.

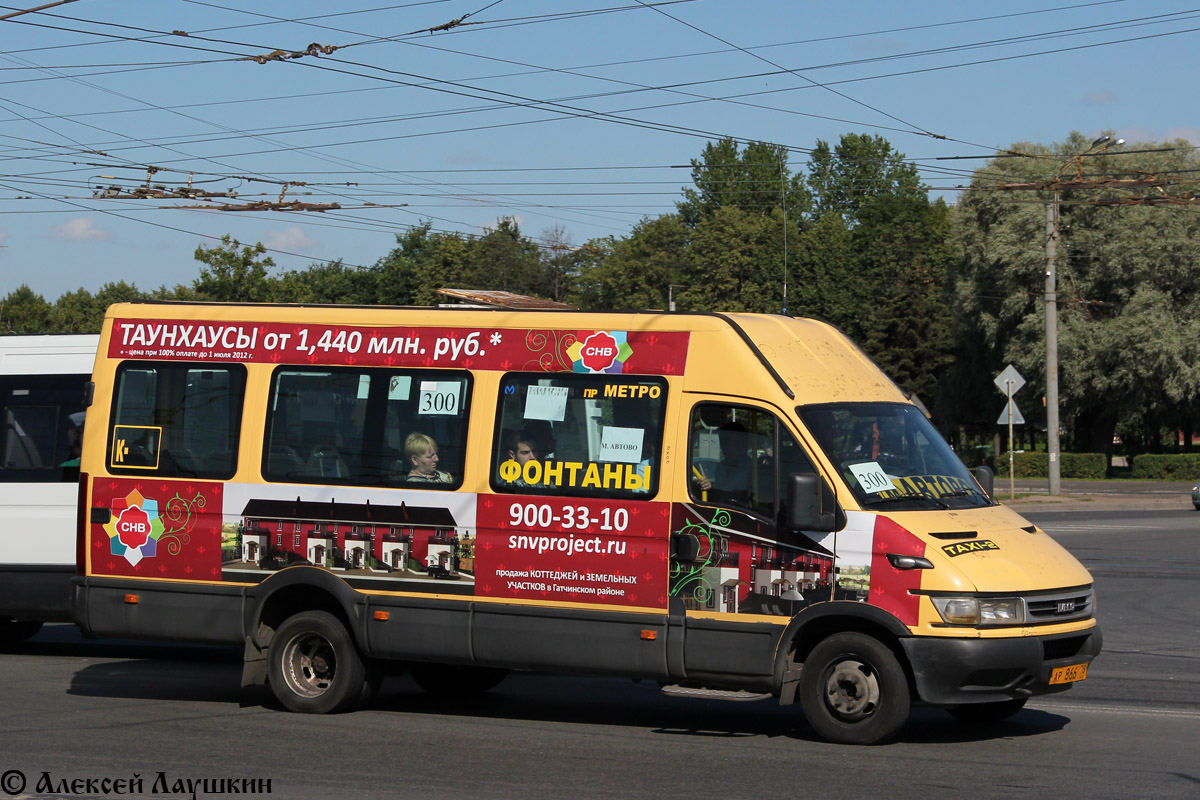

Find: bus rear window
<box><xmin>107</xmin><ymin>363</ymin><xmax>245</xmax><ymax>478</ymax></box>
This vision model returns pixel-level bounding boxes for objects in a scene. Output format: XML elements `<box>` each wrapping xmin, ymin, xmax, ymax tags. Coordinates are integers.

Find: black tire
<box><xmin>411</xmin><ymin>665</ymin><xmax>508</xmax><ymax>698</ymax></box>
<box><xmin>0</xmin><ymin>619</ymin><xmax>43</xmax><ymax>645</ymax></box>
<box><xmin>799</xmin><ymin>632</ymin><xmax>911</xmax><ymax>745</ymax></box>
<box><xmin>268</xmin><ymin>610</ymin><xmax>366</xmax><ymax>714</ymax></box>
<box><xmin>946</xmin><ymin>697</ymin><xmax>1028</xmax><ymax>723</ymax></box>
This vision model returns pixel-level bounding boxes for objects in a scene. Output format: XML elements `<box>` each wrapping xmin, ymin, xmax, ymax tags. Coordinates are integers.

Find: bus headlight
<box><xmin>931</xmin><ymin>596</ymin><xmax>1026</xmax><ymax>626</ymax></box>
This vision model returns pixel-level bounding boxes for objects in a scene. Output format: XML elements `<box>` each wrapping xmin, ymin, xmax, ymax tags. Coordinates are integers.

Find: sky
<box><xmin>1</xmin><ymin>0</ymin><xmax>1197</xmax><ymax>302</ymax></box>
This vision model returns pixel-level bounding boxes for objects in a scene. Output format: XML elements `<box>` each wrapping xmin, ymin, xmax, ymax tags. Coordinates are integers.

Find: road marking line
<box><xmin>1030</xmin><ymin>700</ymin><xmax>1200</xmax><ymax>719</ymax></box>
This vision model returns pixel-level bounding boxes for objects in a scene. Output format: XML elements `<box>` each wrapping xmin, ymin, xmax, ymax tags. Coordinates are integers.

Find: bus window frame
<box><xmin>260</xmin><ymin>364</ymin><xmax>473</xmax><ymax>490</ymax></box>
<box><xmin>104</xmin><ymin>360</ymin><xmax>246</xmax><ymax>480</ymax></box>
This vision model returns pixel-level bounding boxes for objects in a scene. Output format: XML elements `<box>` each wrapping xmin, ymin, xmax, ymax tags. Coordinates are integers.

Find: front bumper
<box><xmin>900</xmin><ymin>626</ymin><xmax>1102</xmax><ymax>706</ymax></box>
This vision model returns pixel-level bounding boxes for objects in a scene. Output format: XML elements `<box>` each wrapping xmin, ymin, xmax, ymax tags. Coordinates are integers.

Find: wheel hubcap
<box><xmin>823</xmin><ymin>659</ymin><xmax>880</xmax><ymax>720</ymax></box>
<box><xmin>281</xmin><ymin>633</ymin><xmax>337</xmax><ymax>698</ymax></box>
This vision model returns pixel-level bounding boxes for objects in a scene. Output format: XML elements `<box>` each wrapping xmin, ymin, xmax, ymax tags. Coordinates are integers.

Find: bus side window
<box><xmin>689</xmin><ymin>403</ymin><xmax>816</xmax><ymax>519</ymax></box>
<box><xmin>262</xmin><ymin>368</ymin><xmax>471</xmax><ymax>489</ymax></box>
<box><xmin>491</xmin><ymin>374</ymin><xmax>666</xmax><ymax>498</ymax></box>
<box><xmin>1</xmin><ymin>371</ymin><xmax>86</xmax><ymax>482</ymax></box>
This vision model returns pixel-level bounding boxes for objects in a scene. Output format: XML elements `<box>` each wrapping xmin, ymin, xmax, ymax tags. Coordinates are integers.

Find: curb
<box><xmin>1000</xmin><ymin>495</ymin><xmax>1192</xmax><ymax>513</ymax></box>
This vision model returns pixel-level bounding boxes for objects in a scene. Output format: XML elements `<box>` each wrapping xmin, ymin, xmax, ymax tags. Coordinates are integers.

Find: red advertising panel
<box><xmin>90</xmin><ymin>477</ymin><xmax>224</xmax><ymax>581</ymax></box>
<box><xmin>474</xmin><ymin>495</ymin><xmax>670</xmax><ymax>609</ymax></box>
<box><xmin>108</xmin><ymin>319</ymin><xmax>689</xmax><ymax>376</ymax></box>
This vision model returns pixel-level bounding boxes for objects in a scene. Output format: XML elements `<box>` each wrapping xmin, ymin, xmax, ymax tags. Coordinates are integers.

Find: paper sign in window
<box><xmin>418</xmin><ymin>381</ymin><xmax>460</xmax><ymax>415</ymax></box>
<box><xmin>524</xmin><ymin>385</ymin><xmax>568</xmax><ymax>422</ymax></box>
<box><xmin>388</xmin><ymin>375</ymin><xmax>411</xmax><ymax>401</ymax></box>
<box><xmin>599</xmin><ymin>426</ymin><xmax>644</xmax><ymax>463</ymax></box>
<box><xmin>849</xmin><ymin>461</ymin><xmax>894</xmax><ymax>494</ymax></box>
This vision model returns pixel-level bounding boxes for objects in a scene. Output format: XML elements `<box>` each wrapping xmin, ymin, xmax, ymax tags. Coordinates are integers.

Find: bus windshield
<box><xmin>798</xmin><ymin>402</ymin><xmax>992</xmax><ymax>511</ymax></box>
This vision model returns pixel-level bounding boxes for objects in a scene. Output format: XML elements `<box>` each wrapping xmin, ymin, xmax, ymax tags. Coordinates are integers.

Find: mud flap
<box><xmin>241</xmin><ymin>636</ymin><xmax>268</xmax><ymax>688</ymax></box>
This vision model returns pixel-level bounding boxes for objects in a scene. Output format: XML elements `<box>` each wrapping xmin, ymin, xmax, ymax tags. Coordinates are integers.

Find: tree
<box><xmin>806</xmin><ymin>133</ymin><xmax>925</xmax><ymax>223</ymax></box>
<box><xmin>539</xmin><ymin>225</ymin><xmax>586</xmax><ymax>303</ymax></box>
<box><xmin>677</xmin><ymin>138</ymin><xmax>810</xmax><ymax>229</ymax></box>
<box><xmin>678</xmin><ymin>206</ymin><xmax>787</xmax><ymax>313</ymax></box>
<box><xmin>192</xmin><ymin>235</ymin><xmax>276</xmax><ymax>302</ymax></box>
<box><xmin>574</xmin><ymin>217</ymin><xmax>687</xmax><ymax>310</ymax></box>
<box><xmin>793</xmin><ymin>135</ymin><xmax>954</xmax><ymax>401</ymax></box>
<box><xmin>275</xmin><ymin>260</ymin><xmax>378</xmax><ymax>305</ymax></box>
<box><xmin>51</xmin><ymin>281</ymin><xmax>147</xmax><ymax>333</ymax></box>
<box><xmin>950</xmin><ymin>133</ymin><xmax>1200</xmax><ymax>456</ymax></box>
<box><xmin>466</xmin><ymin>217</ymin><xmax>545</xmax><ymax>296</ymax></box>
<box><xmin>0</xmin><ymin>285</ymin><xmax>53</xmax><ymax>333</ymax></box>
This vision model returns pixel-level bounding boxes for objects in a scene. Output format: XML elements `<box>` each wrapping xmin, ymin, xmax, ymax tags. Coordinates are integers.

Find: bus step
<box><xmin>660</xmin><ymin>685</ymin><xmax>771</xmax><ymax>702</ymax></box>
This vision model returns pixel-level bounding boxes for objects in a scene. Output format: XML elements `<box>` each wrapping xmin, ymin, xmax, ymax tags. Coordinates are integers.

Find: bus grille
<box><xmin>1026</xmin><ymin>588</ymin><xmax>1094</xmax><ymax>623</ymax></box>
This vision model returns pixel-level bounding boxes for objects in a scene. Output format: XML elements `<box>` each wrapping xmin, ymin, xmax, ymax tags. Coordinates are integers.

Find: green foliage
<box><xmin>468</xmin><ymin>218</ymin><xmax>546</xmax><ymax>295</ymax></box>
<box><xmin>677</xmin><ymin>138</ymin><xmax>810</xmax><ymax>228</ymax></box>
<box><xmin>950</xmin><ymin>132</ymin><xmax>1200</xmax><ymax>454</ymax></box>
<box><xmin>0</xmin><ymin>285</ymin><xmax>53</xmax><ymax>332</ymax></box>
<box><xmin>20</xmin><ymin>127</ymin><xmax>1195</xmax><ymax>460</ymax></box>
<box><xmin>807</xmin><ymin>134</ymin><xmax>925</xmax><ymax>223</ymax></box>
<box><xmin>995</xmin><ymin>452</ymin><xmax>1108</xmax><ymax>479</ymax></box>
<box><xmin>677</xmin><ymin>206</ymin><xmax>788</xmax><ymax>313</ymax></box>
<box><xmin>572</xmin><ymin>220</ymin><xmax>683</xmax><ymax>311</ymax></box>
<box><xmin>791</xmin><ymin>137</ymin><xmax>954</xmax><ymax>399</ymax></box>
<box><xmin>275</xmin><ymin>260</ymin><xmax>376</xmax><ymax>305</ymax></box>
<box><xmin>193</xmin><ymin>235</ymin><xmax>276</xmax><ymax>302</ymax></box>
<box><xmin>1129</xmin><ymin>453</ymin><xmax>1200</xmax><ymax>480</ymax></box>
<box><xmin>2</xmin><ymin>281</ymin><xmax>158</xmax><ymax>334</ymax></box>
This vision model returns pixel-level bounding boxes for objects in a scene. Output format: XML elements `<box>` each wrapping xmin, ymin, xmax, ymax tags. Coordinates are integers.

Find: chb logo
<box><xmin>102</xmin><ymin>489</ymin><xmax>164</xmax><ymax>566</ymax></box>
<box><xmin>568</xmin><ymin>331</ymin><xmax>633</xmax><ymax>374</ymax></box>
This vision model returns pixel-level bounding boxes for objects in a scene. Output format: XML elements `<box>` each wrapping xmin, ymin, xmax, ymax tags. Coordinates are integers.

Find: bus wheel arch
<box><xmin>776</xmin><ymin>608</ymin><xmax>916</xmax><ymax>745</ymax></box>
<box><xmin>241</xmin><ymin>570</ymin><xmax>365</xmax><ymax>692</ymax></box>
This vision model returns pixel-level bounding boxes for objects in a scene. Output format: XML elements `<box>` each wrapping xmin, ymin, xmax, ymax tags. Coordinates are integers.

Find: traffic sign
<box><xmin>994</xmin><ymin>364</ymin><xmax>1025</xmax><ymax>395</ymax></box>
<box><xmin>997</xmin><ymin>401</ymin><xmax>1025</xmax><ymax>426</ymax></box>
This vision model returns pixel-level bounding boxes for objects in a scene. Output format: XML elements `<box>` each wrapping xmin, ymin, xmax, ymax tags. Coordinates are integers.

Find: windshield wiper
<box><xmin>862</xmin><ymin>492</ymin><xmax>949</xmax><ymax>509</ymax></box>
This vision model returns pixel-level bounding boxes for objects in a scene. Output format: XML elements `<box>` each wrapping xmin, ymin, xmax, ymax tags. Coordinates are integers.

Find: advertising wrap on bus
<box><xmin>72</xmin><ymin>302</ymin><xmax>1100</xmax><ymax>745</ymax></box>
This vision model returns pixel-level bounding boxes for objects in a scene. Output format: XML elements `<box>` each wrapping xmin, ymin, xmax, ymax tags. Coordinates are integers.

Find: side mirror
<box><xmin>973</xmin><ymin>465</ymin><xmax>994</xmax><ymax>498</ymax></box>
<box><xmin>670</xmin><ymin>533</ymin><xmax>700</xmax><ymax>563</ymax></box>
<box><xmin>786</xmin><ymin>473</ymin><xmax>844</xmax><ymax>533</ymax></box>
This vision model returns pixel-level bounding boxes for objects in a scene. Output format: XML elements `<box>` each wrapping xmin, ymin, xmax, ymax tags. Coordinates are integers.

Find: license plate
<box><xmin>1049</xmin><ymin>662</ymin><xmax>1088</xmax><ymax>684</ymax></box>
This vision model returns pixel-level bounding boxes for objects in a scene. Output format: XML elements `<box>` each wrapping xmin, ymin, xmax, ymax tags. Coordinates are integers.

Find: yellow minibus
<box><xmin>72</xmin><ymin>301</ymin><xmax>1100</xmax><ymax>744</ymax></box>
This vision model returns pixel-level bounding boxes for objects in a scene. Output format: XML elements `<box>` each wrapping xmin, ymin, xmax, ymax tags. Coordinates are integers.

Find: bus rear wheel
<box><xmin>269</xmin><ymin>610</ymin><xmax>366</xmax><ymax>714</ymax></box>
<box><xmin>799</xmin><ymin>632</ymin><xmax>910</xmax><ymax>745</ymax></box>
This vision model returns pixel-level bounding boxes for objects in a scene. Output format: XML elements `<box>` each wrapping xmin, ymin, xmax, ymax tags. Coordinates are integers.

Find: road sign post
<box><xmin>994</xmin><ymin>365</ymin><xmax>1026</xmax><ymax>501</ymax></box>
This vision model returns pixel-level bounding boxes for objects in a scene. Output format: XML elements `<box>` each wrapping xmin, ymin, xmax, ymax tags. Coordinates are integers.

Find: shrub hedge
<box><xmin>994</xmin><ymin>452</ymin><xmax>1108</xmax><ymax>479</ymax></box>
<box><xmin>1128</xmin><ymin>453</ymin><xmax>1200</xmax><ymax>480</ymax></box>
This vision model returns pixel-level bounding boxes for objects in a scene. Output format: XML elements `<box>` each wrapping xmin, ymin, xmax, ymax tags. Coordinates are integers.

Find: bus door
<box><xmin>674</xmin><ymin>400</ymin><xmax>831</xmax><ymax>677</ymax></box>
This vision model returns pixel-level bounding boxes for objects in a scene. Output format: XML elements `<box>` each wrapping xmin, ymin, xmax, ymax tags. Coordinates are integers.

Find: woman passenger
<box><xmin>404</xmin><ymin>432</ymin><xmax>452</xmax><ymax>483</ymax></box>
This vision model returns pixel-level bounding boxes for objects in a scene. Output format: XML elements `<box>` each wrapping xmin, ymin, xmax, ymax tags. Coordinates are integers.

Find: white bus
<box><xmin>0</xmin><ymin>334</ymin><xmax>96</xmax><ymax>643</ymax></box>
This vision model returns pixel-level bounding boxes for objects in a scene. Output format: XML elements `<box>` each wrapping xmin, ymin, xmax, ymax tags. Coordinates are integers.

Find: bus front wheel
<box><xmin>268</xmin><ymin>610</ymin><xmax>366</xmax><ymax>714</ymax></box>
<box><xmin>799</xmin><ymin>632</ymin><xmax>910</xmax><ymax>745</ymax></box>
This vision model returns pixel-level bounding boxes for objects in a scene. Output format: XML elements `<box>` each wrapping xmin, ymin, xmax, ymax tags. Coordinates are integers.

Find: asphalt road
<box><xmin>0</xmin><ymin>507</ymin><xmax>1196</xmax><ymax>800</ymax></box>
